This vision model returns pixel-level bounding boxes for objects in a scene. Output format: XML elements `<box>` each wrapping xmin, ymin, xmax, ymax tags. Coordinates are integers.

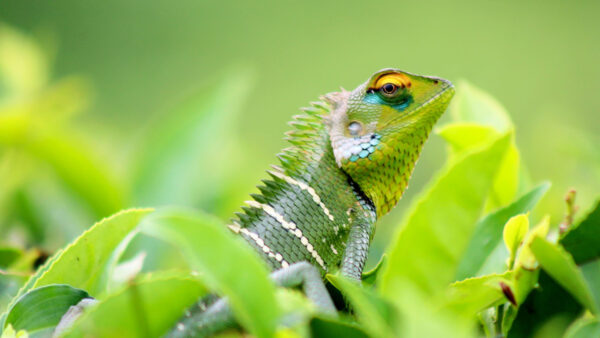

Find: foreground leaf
<box><xmin>4</xmin><ymin>284</ymin><xmax>89</xmax><ymax>334</ymax></box>
<box><xmin>565</xmin><ymin>318</ymin><xmax>600</xmax><ymax>338</ymax></box>
<box><xmin>65</xmin><ymin>273</ymin><xmax>204</xmax><ymax>337</ymax></box>
<box><xmin>561</xmin><ymin>200</ymin><xmax>600</xmax><ymax>264</ymax></box>
<box><xmin>140</xmin><ymin>208</ymin><xmax>279</xmax><ymax>338</ymax></box>
<box><xmin>447</xmin><ymin>80</ymin><xmax>512</xmax><ymax>132</ymax></box>
<box><xmin>1</xmin><ymin>324</ymin><xmax>29</xmax><ymax>338</ymax></box>
<box><xmin>503</xmin><ymin>214</ymin><xmax>529</xmax><ymax>269</ymax></box>
<box><xmin>327</xmin><ymin>275</ymin><xmax>394</xmax><ymax>337</ymax></box>
<box><xmin>380</xmin><ymin>133</ymin><xmax>511</xmax><ymax>298</ymax></box>
<box><xmin>530</xmin><ymin>237</ymin><xmax>597</xmax><ymax>313</ymax></box>
<box><xmin>29</xmin><ymin>209</ymin><xmax>152</xmax><ymax>296</ymax></box>
<box><xmin>444</xmin><ymin>272</ymin><xmax>513</xmax><ymax>316</ymax></box>
<box><xmin>309</xmin><ymin>317</ymin><xmax>368</xmax><ymax>338</ymax></box>
<box><xmin>0</xmin><ymin>273</ymin><xmax>28</xmax><ymax>322</ymax></box>
<box><xmin>508</xmin><ymin>271</ymin><xmax>582</xmax><ymax>338</ymax></box>
<box><xmin>455</xmin><ymin>183</ymin><xmax>550</xmax><ymax>280</ymax></box>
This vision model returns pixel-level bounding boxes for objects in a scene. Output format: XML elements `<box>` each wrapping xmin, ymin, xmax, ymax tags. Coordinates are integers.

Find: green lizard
<box><xmin>171</xmin><ymin>68</ymin><xmax>454</xmax><ymax>336</ymax></box>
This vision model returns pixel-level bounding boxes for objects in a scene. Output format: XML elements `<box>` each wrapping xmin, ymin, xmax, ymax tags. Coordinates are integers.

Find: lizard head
<box><xmin>325</xmin><ymin>68</ymin><xmax>454</xmax><ymax>217</ymax></box>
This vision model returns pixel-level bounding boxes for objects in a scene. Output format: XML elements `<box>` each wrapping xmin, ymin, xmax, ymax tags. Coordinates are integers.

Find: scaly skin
<box><xmin>171</xmin><ymin>69</ymin><xmax>454</xmax><ymax>336</ymax></box>
<box><xmin>229</xmin><ymin>68</ymin><xmax>454</xmax><ymax>275</ymax></box>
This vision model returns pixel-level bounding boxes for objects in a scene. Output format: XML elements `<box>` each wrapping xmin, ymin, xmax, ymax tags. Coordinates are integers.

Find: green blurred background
<box><xmin>1</xmin><ymin>1</ymin><xmax>599</xmax><ymax>266</ymax></box>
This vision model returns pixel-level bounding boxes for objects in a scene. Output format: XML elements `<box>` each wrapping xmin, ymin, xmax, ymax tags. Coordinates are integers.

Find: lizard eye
<box><xmin>380</xmin><ymin>83</ymin><xmax>398</xmax><ymax>97</ymax></box>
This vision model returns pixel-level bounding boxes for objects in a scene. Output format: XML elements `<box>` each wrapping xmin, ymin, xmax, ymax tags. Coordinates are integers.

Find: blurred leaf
<box><xmin>3</xmin><ymin>284</ymin><xmax>89</xmax><ymax>334</ymax></box>
<box><xmin>1</xmin><ymin>324</ymin><xmax>29</xmax><ymax>338</ymax></box>
<box><xmin>110</xmin><ymin>252</ymin><xmax>146</xmax><ymax>286</ymax></box>
<box><xmin>26</xmin><ymin>77</ymin><xmax>90</xmax><ymax>124</ymax></box>
<box><xmin>447</xmin><ymin>80</ymin><xmax>512</xmax><ymax>132</ymax></box>
<box><xmin>503</xmin><ymin>214</ymin><xmax>529</xmax><ymax>269</ymax></box>
<box><xmin>275</xmin><ymin>287</ymin><xmax>316</xmax><ymax>327</ymax></box>
<box><xmin>27</xmin><ymin>133</ymin><xmax>126</xmax><ymax>218</ymax></box>
<box><xmin>0</xmin><ymin>24</ymin><xmax>48</xmax><ymax>102</ymax></box>
<box><xmin>515</xmin><ymin>216</ymin><xmax>550</xmax><ymax>271</ymax></box>
<box><xmin>561</xmin><ymin>200</ymin><xmax>600</xmax><ymax>264</ymax></box>
<box><xmin>437</xmin><ymin>123</ymin><xmax>499</xmax><ymax>157</ymax></box>
<box><xmin>132</xmin><ymin>68</ymin><xmax>254</xmax><ymax>211</ymax></box>
<box><xmin>6</xmin><ymin>250</ymin><xmax>62</xmax><ymax>316</ymax></box>
<box><xmin>309</xmin><ymin>316</ymin><xmax>368</xmax><ymax>338</ymax></box>
<box><xmin>0</xmin><ymin>122</ymin><xmax>126</xmax><ymax>221</ymax></box>
<box><xmin>380</xmin><ymin>133</ymin><xmax>511</xmax><ymax>298</ymax></box>
<box><xmin>445</xmin><ymin>272</ymin><xmax>513</xmax><ymax>316</ymax></box>
<box><xmin>444</xmin><ymin>79</ymin><xmax>521</xmax><ymax>211</ymax></box>
<box><xmin>361</xmin><ymin>254</ymin><xmax>386</xmax><ymax>288</ymax></box>
<box><xmin>64</xmin><ymin>272</ymin><xmax>204</xmax><ymax>337</ymax></box>
<box><xmin>507</xmin><ymin>271</ymin><xmax>582</xmax><ymax>338</ymax></box>
<box><xmin>0</xmin><ymin>273</ymin><xmax>28</xmax><ymax>317</ymax></box>
<box><xmin>28</xmin><ymin>209</ymin><xmax>152</xmax><ymax>296</ymax></box>
<box><xmin>140</xmin><ymin>208</ymin><xmax>279</xmax><ymax>338</ymax></box>
<box><xmin>530</xmin><ymin>237</ymin><xmax>597</xmax><ymax>313</ymax></box>
<box><xmin>579</xmin><ymin>259</ymin><xmax>600</xmax><ymax>315</ymax></box>
<box><xmin>4</xmin><ymin>250</ymin><xmax>39</xmax><ymax>274</ymax></box>
<box><xmin>0</xmin><ymin>250</ymin><xmax>21</xmax><ymax>270</ymax></box>
<box><xmin>327</xmin><ymin>275</ymin><xmax>394</xmax><ymax>337</ymax></box>
<box><xmin>500</xmin><ymin>216</ymin><xmax>552</xmax><ymax>324</ymax></box>
<box><xmin>455</xmin><ymin>183</ymin><xmax>550</xmax><ymax>280</ymax></box>
<box><xmin>564</xmin><ymin>318</ymin><xmax>600</xmax><ymax>338</ymax></box>
<box><xmin>438</xmin><ymin>123</ymin><xmax>520</xmax><ymax>211</ymax></box>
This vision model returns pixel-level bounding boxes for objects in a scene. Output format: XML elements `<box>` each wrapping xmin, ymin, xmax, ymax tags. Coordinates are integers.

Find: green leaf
<box><xmin>530</xmin><ymin>237</ymin><xmax>597</xmax><ymax>313</ymax></box>
<box><xmin>0</xmin><ymin>24</ymin><xmax>48</xmax><ymax>98</ymax></box>
<box><xmin>438</xmin><ymin>123</ymin><xmax>520</xmax><ymax>211</ymax></box>
<box><xmin>444</xmin><ymin>272</ymin><xmax>513</xmax><ymax>316</ymax></box>
<box><xmin>6</xmin><ymin>250</ymin><xmax>62</xmax><ymax>313</ymax></box>
<box><xmin>507</xmin><ymin>271</ymin><xmax>582</xmax><ymax>338</ymax></box>
<box><xmin>503</xmin><ymin>214</ymin><xmax>529</xmax><ymax>269</ymax></box>
<box><xmin>4</xmin><ymin>284</ymin><xmax>89</xmax><ymax>334</ymax></box>
<box><xmin>580</xmin><ymin>259</ymin><xmax>600</xmax><ymax>315</ymax></box>
<box><xmin>327</xmin><ymin>275</ymin><xmax>394</xmax><ymax>337</ymax></box>
<box><xmin>309</xmin><ymin>316</ymin><xmax>369</xmax><ymax>338</ymax></box>
<box><xmin>64</xmin><ymin>273</ymin><xmax>205</xmax><ymax>337</ymax></box>
<box><xmin>447</xmin><ymin>80</ymin><xmax>513</xmax><ymax>132</ymax></box>
<box><xmin>515</xmin><ymin>216</ymin><xmax>550</xmax><ymax>271</ymax></box>
<box><xmin>140</xmin><ymin>208</ymin><xmax>279</xmax><ymax>338</ymax></box>
<box><xmin>565</xmin><ymin>318</ymin><xmax>600</xmax><ymax>338</ymax></box>
<box><xmin>0</xmin><ymin>272</ymin><xmax>28</xmax><ymax>317</ymax></box>
<box><xmin>380</xmin><ymin>133</ymin><xmax>511</xmax><ymax>298</ymax></box>
<box><xmin>132</xmin><ymin>68</ymin><xmax>254</xmax><ymax>212</ymax></box>
<box><xmin>361</xmin><ymin>254</ymin><xmax>386</xmax><ymax>288</ymax></box>
<box><xmin>561</xmin><ymin>200</ymin><xmax>600</xmax><ymax>264</ymax></box>
<box><xmin>0</xmin><ymin>249</ymin><xmax>21</xmax><ymax>270</ymax></box>
<box><xmin>443</xmin><ymin>80</ymin><xmax>521</xmax><ymax>211</ymax></box>
<box><xmin>437</xmin><ymin>123</ymin><xmax>499</xmax><ymax>156</ymax></box>
<box><xmin>455</xmin><ymin>183</ymin><xmax>550</xmax><ymax>280</ymax></box>
<box><xmin>30</xmin><ymin>209</ymin><xmax>152</xmax><ymax>296</ymax></box>
<box><xmin>27</xmin><ymin>133</ymin><xmax>126</xmax><ymax>218</ymax></box>
<box><xmin>1</xmin><ymin>324</ymin><xmax>29</xmax><ymax>338</ymax></box>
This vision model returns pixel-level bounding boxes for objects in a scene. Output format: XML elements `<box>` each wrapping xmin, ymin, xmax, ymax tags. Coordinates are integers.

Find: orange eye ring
<box><xmin>374</xmin><ymin>73</ymin><xmax>412</xmax><ymax>91</ymax></box>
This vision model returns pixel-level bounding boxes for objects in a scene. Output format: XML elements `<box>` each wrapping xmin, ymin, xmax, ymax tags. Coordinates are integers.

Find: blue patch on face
<box><xmin>363</xmin><ymin>92</ymin><xmax>411</xmax><ymax>111</ymax></box>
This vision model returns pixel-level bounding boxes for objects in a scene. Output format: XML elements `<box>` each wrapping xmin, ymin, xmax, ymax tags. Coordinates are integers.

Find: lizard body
<box><xmin>229</xmin><ymin>68</ymin><xmax>453</xmax><ymax>278</ymax></box>
<box><xmin>172</xmin><ymin>68</ymin><xmax>454</xmax><ymax>336</ymax></box>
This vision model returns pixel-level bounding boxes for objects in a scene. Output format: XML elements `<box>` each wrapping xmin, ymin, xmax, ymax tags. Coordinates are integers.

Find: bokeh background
<box><xmin>1</xmin><ymin>1</ymin><xmax>599</xmax><ymax>268</ymax></box>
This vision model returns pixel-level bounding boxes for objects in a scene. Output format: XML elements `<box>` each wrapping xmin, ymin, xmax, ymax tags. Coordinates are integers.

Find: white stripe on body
<box><xmin>269</xmin><ymin>170</ymin><xmax>335</xmax><ymax>222</ymax></box>
<box><xmin>245</xmin><ymin>200</ymin><xmax>327</xmax><ymax>270</ymax></box>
